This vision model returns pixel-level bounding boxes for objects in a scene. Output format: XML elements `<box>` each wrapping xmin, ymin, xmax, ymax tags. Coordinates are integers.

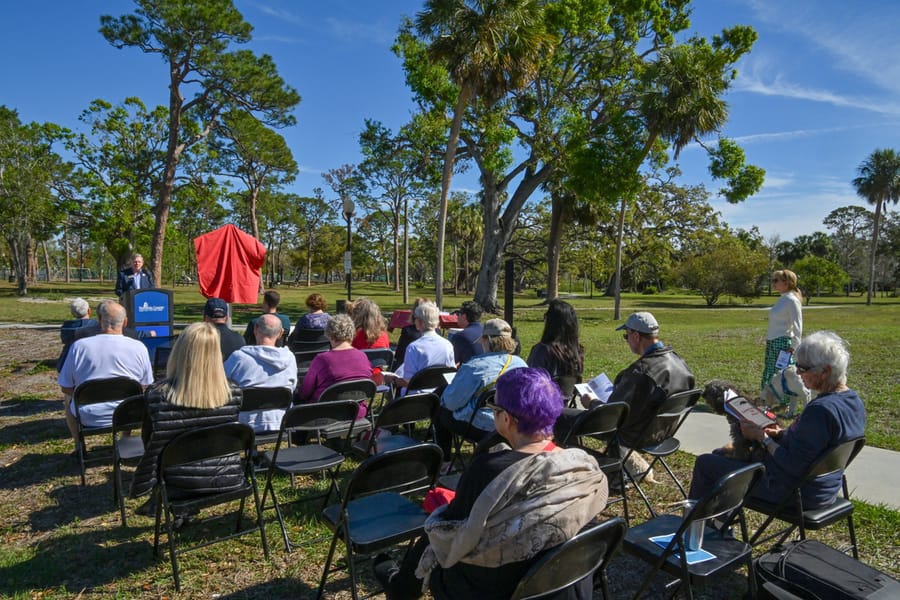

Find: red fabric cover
<box><xmin>423</xmin><ymin>487</ymin><xmax>457</xmax><ymax>513</ymax></box>
<box><xmin>194</xmin><ymin>224</ymin><xmax>266</xmax><ymax>304</ymax></box>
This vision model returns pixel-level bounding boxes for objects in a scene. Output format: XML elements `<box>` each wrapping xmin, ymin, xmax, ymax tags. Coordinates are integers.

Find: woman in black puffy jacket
<box><xmin>131</xmin><ymin>322</ymin><xmax>243</xmax><ymax>501</ymax></box>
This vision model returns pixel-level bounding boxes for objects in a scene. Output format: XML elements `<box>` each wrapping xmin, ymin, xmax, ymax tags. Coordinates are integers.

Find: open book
<box><xmin>574</xmin><ymin>372</ymin><xmax>614</xmax><ymax>404</ymax></box>
<box><xmin>724</xmin><ymin>392</ymin><xmax>776</xmax><ymax>428</ymax></box>
<box><xmin>649</xmin><ymin>533</ymin><xmax>716</xmax><ymax>565</ymax></box>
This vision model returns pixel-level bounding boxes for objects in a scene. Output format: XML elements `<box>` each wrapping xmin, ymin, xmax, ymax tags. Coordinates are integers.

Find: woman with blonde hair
<box><xmin>763</xmin><ymin>269</ymin><xmax>803</xmax><ymax>395</ymax></box>
<box><xmin>350</xmin><ymin>297</ymin><xmax>389</xmax><ymax>349</ymax></box>
<box><xmin>131</xmin><ymin>322</ymin><xmax>243</xmax><ymax>504</ymax></box>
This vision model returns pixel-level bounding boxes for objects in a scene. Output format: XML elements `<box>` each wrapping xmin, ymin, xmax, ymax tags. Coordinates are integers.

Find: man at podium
<box><xmin>115</xmin><ymin>253</ymin><xmax>156</xmax><ymax>297</ymax></box>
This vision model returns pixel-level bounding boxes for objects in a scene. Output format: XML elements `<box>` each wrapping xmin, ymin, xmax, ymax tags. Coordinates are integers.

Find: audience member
<box><xmin>243</xmin><ymin>290</ymin><xmax>291</xmax><ymax>346</ymax></box>
<box><xmin>57</xmin><ymin>300</ymin><xmax>147</xmax><ymax>371</ymax></box>
<box><xmin>57</xmin><ymin>302</ymin><xmax>153</xmax><ymax>441</ymax></box>
<box><xmin>57</xmin><ymin>298</ymin><xmax>98</xmax><ymax>371</ymax></box>
<box><xmin>130</xmin><ymin>322</ymin><xmax>243</xmax><ymax>512</ymax></box>
<box><xmin>392</xmin><ymin>297</ymin><xmax>429</xmax><ymax>368</ymax></box>
<box><xmin>293</xmin><ymin>292</ymin><xmax>331</xmax><ymax>333</ymax></box>
<box><xmin>449</xmin><ymin>300</ymin><xmax>484</xmax><ymax>365</ymax></box>
<box><xmin>296</xmin><ymin>314</ymin><xmax>373</xmax><ymax>420</ymax></box>
<box><xmin>203</xmin><ymin>297</ymin><xmax>245</xmax><ymax>360</ymax></box>
<box><xmin>225</xmin><ymin>314</ymin><xmax>298</xmax><ymax>433</ymax></box>
<box><xmin>527</xmin><ymin>299</ymin><xmax>584</xmax><ymax>379</ymax></box>
<box><xmin>434</xmin><ymin>318</ymin><xmax>527</xmax><ymax>465</ymax></box>
<box><xmin>115</xmin><ymin>252</ymin><xmax>155</xmax><ymax>297</ymax></box>
<box><xmin>350</xmin><ymin>297</ymin><xmax>389</xmax><ymax>349</ymax></box>
<box><xmin>689</xmin><ymin>331</ymin><xmax>866</xmax><ymax>509</ymax></box>
<box><xmin>388</xmin><ymin>301</ymin><xmax>455</xmax><ymax>395</ymax></box>
<box><xmin>374</xmin><ymin>368</ymin><xmax>608</xmax><ymax>600</ymax></box>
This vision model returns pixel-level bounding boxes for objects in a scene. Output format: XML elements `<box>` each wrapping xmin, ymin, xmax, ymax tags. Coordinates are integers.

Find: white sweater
<box><xmin>767</xmin><ymin>292</ymin><xmax>803</xmax><ymax>347</ymax></box>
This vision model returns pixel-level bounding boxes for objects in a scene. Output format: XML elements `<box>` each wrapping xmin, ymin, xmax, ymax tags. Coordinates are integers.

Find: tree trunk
<box><xmin>545</xmin><ymin>192</ymin><xmax>566</xmax><ymax>302</ymax></box>
<box><xmin>402</xmin><ymin>196</ymin><xmax>409</xmax><ymax>304</ymax></box>
<box><xmin>613</xmin><ymin>196</ymin><xmax>627</xmax><ymax>320</ymax></box>
<box><xmin>866</xmin><ymin>196</ymin><xmax>884</xmax><ymax>306</ymax></box>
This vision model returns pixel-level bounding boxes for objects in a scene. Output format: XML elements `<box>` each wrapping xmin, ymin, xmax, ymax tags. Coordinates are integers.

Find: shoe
<box><xmin>373</xmin><ymin>554</ymin><xmax>400</xmax><ymax>589</ymax></box>
<box><xmin>173</xmin><ymin>513</ymin><xmax>200</xmax><ymax>531</ymax></box>
<box><xmin>135</xmin><ymin>498</ymin><xmax>156</xmax><ymax>516</ymax></box>
<box><xmin>439</xmin><ymin>461</ymin><xmax>452</xmax><ymax>475</ymax></box>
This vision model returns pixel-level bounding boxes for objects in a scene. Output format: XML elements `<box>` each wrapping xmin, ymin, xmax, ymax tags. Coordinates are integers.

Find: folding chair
<box><xmin>294</xmin><ymin>348</ymin><xmax>329</xmax><ymax>385</ymax></box>
<box><xmin>623</xmin><ymin>462</ymin><xmax>765</xmax><ymax>600</ymax></box>
<box><xmin>446</xmin><ymin>387</ymin><xmax>496</xmax><ymax>473</ymax></box>
<box><xmin>317</xmin><ymin>443</ymin><xmax>443</xmax><ymax>600</ymax></box>
<box><xmin>261</xmin><ymin>400</ymin><xmax>361</xmax><ymax>552</ymax></box>
<box><xmin>152</xmin><ymin>423</ymin><xmax>269</xmax><ymax>592</ymax></box>
<box><xmin>317</xmin><ymin>378</ymin><xmax>377</xmax><ymax>439</ymax></box>
<box><xmin>72</xmin><ymin>376</ymin><xmax>144</xmax><ymax>485</ymax></box>
<box><xmin>288</xmin><ymin>328</ymin><xmax>330</xmax><ymax>353</ymax></box>
<box><xmin>620</xmin><ymin>387</ymin><xmax>702</xmax><ymax>517</ymax></box>
<box><xmin>152</xmin><ymin>344</ymin><xmax>172</xmax><ymax>379</ymax></box>
<box><xmin>511</xmin><ymin>517</ymin><xmax>627</xmax><ymax>600</ymax></box>
<box><xmin>437</xmin><ymin>430</ymin><xmax>505</xmax><ymax>491</ymax></box>
<box><xmin>362</xmin><ymin>347</ymin><xmax>395</xmax><ymax>411</ymax></box>
<box><xmin>553</xmin><ymin>374</ymin><xmax>582</xmax><ymax>408</ymax></box>
<box><xmin>239</xmin><ymin>387</ymin><xmax>294</xmax><ymax>447</ymax></box>
<box><xmin>747</xmin><ymin>436</ymin><xmax>866</xmax><ymax>559</ymax></box>
<box><xmin>558</xmin><ymin>401</ymin><xmax>631</xmax><ymax>525</ymax></box>
<box><xmin>404</xmin><ymin>364</ymin><xmax>456</xmax><ymax>395</ymax></box>
<box><xmin>112</xmin><ymin>394</ymin><xmax>145</xmax><ymax>526</ymax></box>
<box><xmin>351</xmin><ymin>391</ymin><xmax>439</xmax><ymax>457</ymax></box>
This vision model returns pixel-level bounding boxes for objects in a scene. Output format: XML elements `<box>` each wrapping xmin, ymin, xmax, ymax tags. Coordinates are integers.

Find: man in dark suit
<box><xmin>115</xmin><ymin>253</ymin><xmax>156</xmax><ymax>297</ymax></box>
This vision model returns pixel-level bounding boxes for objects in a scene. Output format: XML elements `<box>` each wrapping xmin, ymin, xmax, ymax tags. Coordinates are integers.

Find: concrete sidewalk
<box><xmin>677</xmin><ymin>411</ymin><xmax>899</xmax><ymax>509</ymax></box>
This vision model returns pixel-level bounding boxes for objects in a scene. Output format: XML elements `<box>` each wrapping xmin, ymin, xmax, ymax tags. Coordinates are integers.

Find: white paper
<box><xmin>443</xmin><ymin>372</ymin><xmax>456</xmax><ymax>385</ymax></box>
<box><xmin>775</xmin><ymin>350</ymin><xmax>792</xmax><ymax>370</ymax></box>
<box><xmin>575</xmin><ymin>372</ymin><xmax>614</xmax><ymax>403</ymax></box>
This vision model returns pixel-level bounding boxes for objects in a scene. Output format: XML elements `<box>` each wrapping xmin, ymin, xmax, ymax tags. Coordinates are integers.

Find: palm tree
<box><xmin>852</xmin><ymin>148</ymin><xmax>900</xmax><ymax>305</ymax></box>
<box><xmin>415</xmin><ymin>0</ymin><xmax>552</xmax><ymax>308</ymax></box>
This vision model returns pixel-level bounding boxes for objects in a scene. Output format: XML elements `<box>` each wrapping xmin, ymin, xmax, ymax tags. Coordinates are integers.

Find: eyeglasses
<box><xmin>622</xmin><ymin>329</ymin><xmax>633</xmax><ymax>340</ymax></box>
<box><xmin>795</xmin><ymin>364</ymin><xmax>815</xmax><ymax>374</ymax></box>
<box><xmin>487</xmin><ymin>401</ymin><xmax>517</xmax><ymax>420</ymax></box>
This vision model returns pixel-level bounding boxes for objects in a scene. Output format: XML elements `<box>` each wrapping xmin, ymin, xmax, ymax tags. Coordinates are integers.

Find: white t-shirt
<box><xmin>58</xmin><ymin>333</ymin><xmax>153</xmax><ymax>427</ymax></box>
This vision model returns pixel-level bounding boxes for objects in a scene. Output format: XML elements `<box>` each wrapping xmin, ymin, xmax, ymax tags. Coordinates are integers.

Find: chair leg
<box><xmin>316</xmin><ymin>526</ymin><xmax>343</xmax><ymax>599</ymax></box>
<box><xmin>847</xmin><ymin>513</ymin><xmax>860</xmax><ymax>560</ymax></box>
<box><xmin>250</xmin><ymin>475</ymin><xmax>270</xmax><ymax>560</ymax></box>
<box><xmin>114</xmin><ymin>461</ymin><xmax>128</xmax><ymax>526</ymax></box>
<box><xmin>264</xmin><ymin>475</ymin><xmax>292</xmax><ymax>553</ymax></box>
<box><xmin>160</xmin><ymin>494</ymin><xmax>181</xmax><ymax>592</ymax></box>
<box><xmin>77</xmin><ymin>433</ymin><xmax>88</xmax><ymax>486</ymax></box>
<box><xmin>657</xmin><ymin>457</ymin><xmax>687</xmax><ymax>498</ymax></box>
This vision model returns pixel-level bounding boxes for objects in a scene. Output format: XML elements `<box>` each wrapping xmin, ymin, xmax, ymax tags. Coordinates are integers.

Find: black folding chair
<box><xmin>72</xmin><ymin>376</ymin><xmax>144</xmax><ymax>485</ymax></box>
<box><xmin>362</xmin><ymin>347</ymin><xmax>394</xmax><ymax>369</ymax></box>
<box><xmin>288</xmin><ymin>328</ymin><xmax>330</xmax><ymax>353</ymax></box>
<box><xmin>316</xmin><ymin>378</ymin><xmax>377</xmax><ymax>439</ymax></box>
<box><xmin>239</xmin><ymin>387</ymin><xmax>294</xmax><ymax>447</ymax></box>
<box><xmin>152</xmin><ymin>423</ymin><xmax>269</xmax><ymax>592</ymax></box>
<box><xmin>620</xmin><ymin>388</ymin><xmax>702</xmax><ymax>517</ymax></box>
<box><xmin>747</xmin><ymin>436</ymin><xmax>866</xmax><ymax>559</ymax></box>
<box><xmin>404</xmin><ymin>364</ymin><xmax>456</xmax><ymax>395</ymax></box>
<box><xmin>152</xmin><ymin>344</ymin><xmax>172</xmax><ymax>379</ymax></box>
<box><xmin>112</xmin><ymin>394</ymin><xmax>146</xmax><ymax>526</ymax></box>
<box><xmin>553</xmin><ymin>374</ymin><xmax>582</xmax><ymax>408</ymax></box>
<box><xmin>511</xmin><ymin>517</ymin><xmax>627</xmax><ymax>600</ymax></box>
<box><xmin>437</xmin><ymin>430</ymin><xmax>505</xmax><ymax>491</ymax></box>
<box><xmin>317</xmin><ymin>443</ymin><xmax>443</xmax><ymax>600</ymax></box>
<box><xmin>447</xmin><ymin>387</ymin><xmax>496</xmax><ymax>473</ymax></box>
<box><xmin>293</xmin><ymin>348</ymin><xmax>329</xmax><ymax>385</ymax></box>
<box><xmin>558</xmin><ymin>401</ymin><xmax>631</xmax><ymax>525</ymax></box>
<box><xmin>623</xmin><ymin>462</ymin><xmax>765</xmax><ymax>600</ymax></box>
<box><xmin>261</xmin><ymin>400</ymin><xmax>361</xmax><ymax>552</ymax></box>
<box><xmin>351</xmin><ymin>391</ymin><xmax>439</xmax><ymax>457</ymax></box>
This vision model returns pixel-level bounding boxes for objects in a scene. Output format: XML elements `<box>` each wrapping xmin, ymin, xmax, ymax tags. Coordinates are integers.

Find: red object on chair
<box><xmin>194</xmin><ymin>224</ymin><xmax>266</xmax><ymax>304</ymax></box>
<box><xmin>423</xmin><ymin>486</ymin><xmax>456</xmax><ymax>513</ymax></box>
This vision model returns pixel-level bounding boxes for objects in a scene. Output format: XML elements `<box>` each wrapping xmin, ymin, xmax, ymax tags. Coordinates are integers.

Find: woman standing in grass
<box><xmin>763</xmin><ymin>269</ymin><xmax>803</xmax><ymax>394</ymax></box>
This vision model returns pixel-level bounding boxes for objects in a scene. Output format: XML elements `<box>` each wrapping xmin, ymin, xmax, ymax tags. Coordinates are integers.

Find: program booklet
<box><xmin>724</xmin><ymin>395</ymin><xmax>776</xmax><ymax>428</ymax></box>
<box><xmin>574</xmin><ymin>372</ymin><xmax>614</xmax><ymax>404</ymax></box>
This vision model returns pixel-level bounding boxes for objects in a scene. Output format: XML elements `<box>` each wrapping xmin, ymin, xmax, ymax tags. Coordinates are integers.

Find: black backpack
<box><xmin>755</xmin><ymin>540</ymin><xmax>900</xmax><ymax>600</ymax></box>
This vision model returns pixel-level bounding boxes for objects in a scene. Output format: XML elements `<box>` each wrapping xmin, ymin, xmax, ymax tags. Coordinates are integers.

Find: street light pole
<box><xmin>342</xmin><ymin>196</ymin><xmax>355</xmax><ymax>301</ymax></box>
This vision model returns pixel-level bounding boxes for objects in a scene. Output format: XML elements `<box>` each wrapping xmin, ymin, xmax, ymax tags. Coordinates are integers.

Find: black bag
<box><xmin>755</xmin><ymin>539</ymin><xmax>900</xmax><ymax>600</ymax></box>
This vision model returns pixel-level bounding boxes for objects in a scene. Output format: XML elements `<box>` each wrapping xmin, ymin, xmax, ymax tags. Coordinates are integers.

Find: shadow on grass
<box><xmin>214</xmin><ymin>577</ymin><xmax>315</xmax><ymax>599</ymax></box>
<box><xmin>0</xmin><ymin>450</ymin><xmax>79</xmax><ymax>490</ymax></box>
<box><xmin>28</xmin><ymin>481</ymin><xmax>116</xmax><ymax>531</ymax></box>
<box><xmin>0</xmin><ymin>397</ymin><xmax>61</xmax><ymax>418</ymax></box>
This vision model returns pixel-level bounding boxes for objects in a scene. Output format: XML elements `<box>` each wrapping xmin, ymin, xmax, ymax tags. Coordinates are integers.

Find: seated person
<box><xmin>296</xmin><ymin>314</ymin><xmax>373</xmax><ymax>420</ymax></box>
<box><xmin>57</xmin><ymin>300</ymin><xmax>147</xmax><ymax>372</ymax></box>
<box><xmin>434</xmin><ymin>318</ymin><xmax>527</xmax><ymax>464</ymax></box>
<box><xmin>203</xmin><ymin>297</ymin><xmax>245</xmax><ymax>360</ymax></box>
<box><xmin>130</xmin><ymin>322</ymin><xmax>243</xmax><ymax>507</ymax></box>
<box><xmin>449</xmin><ymin>300</ymin><xmax>484</xmax><ymax>365</ymax></box>
<box><xmin>387</xmin><ymin>301</ymin><xmax>455</xmax><ymax>396</ymax></box>
<box><xmin>350</xmin><ymin>297</ymin><xmax>390</xmax><ymax>349</ymax></box>
<box><xmin>689</xmin><ymin>331</ymin><xmax>866</xmax><ymax>509</ymax></box>
<box><xmin>392</xmin><ymin>297</ymin><xmax>429</xmax><ymax>368</ymax></box>
<box><xmin>375</xmin><ymin>368</ymin><xmax>609</xmax><ymax>600</ymax></box>
<box><xmin>243</xmin><ymin>290</ymin><xmax>291</xmax><ymax>346</ymax></box>
<box><xmin>225</xmin><ymin>314</ymin><xmax>298</xmax><ymax>433</ymax></box>
<box><xmin>288</xmin><ymin>293</ymin><xmax>330</xmax><ymax>343</ymax></box>
<box><xmin>57</xmin><ymin>297</ymin><xmax>99</xmax><ymax>371</ymax></box>
<box><xmin>527</xmin><ymin>299</ymin><xmax>583</xmax><ymax>380</ymax></box>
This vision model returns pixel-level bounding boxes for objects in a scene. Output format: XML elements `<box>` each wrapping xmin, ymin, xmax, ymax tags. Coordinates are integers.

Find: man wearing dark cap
<box><xmin>203</xmin><ymin>297</ymin><xmax>245</xmax><ymax>359</ymax></box>
<box><xmin>450</xmin><ymin>300</ymin><xmax>485</xmax><ymax>365</ymax></box>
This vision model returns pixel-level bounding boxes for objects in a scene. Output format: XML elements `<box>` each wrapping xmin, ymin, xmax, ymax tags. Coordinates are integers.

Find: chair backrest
<box><xmin>344</xmin><ymin>443</ymin><xmax>443</xmax><ymax>501</ymax></box>
<box><xmin>112</xmin><ymin>394</ymin><xmax>145</xmax><ymax>434</ymax></box>
<box><xmin>362</xmin><ymin>348</ymin><xmax>394</xmax><ymax>369</ymax></box>
<box><xmin>159</xmin><ymin>422</ymin><xmax>254</xmax><ymax>471</ymax></box>
<box><xmin>561</xmin><ymin>401</ymin><xmax>629</xmax><ymax>446</ymax></box>
<box><xmin>74</xmin><ymin>377</ymin><xmax>144</xmax><ymax>407</ymax></box>
<box><xmin>553</xmin><ymin>374</ymin><xmax>581</xmax><ymax>405</ymax></box>
<box><xmin>294</xmin><ymin>348</ymin><xmax>329</xmax><ymax>369</ymax></box>
<box><xmin>279</xmin><ymin>400</ymin><xmax>361</xmax><ymax>436</ymax></box>
<box><xmin>240</xmin><ymin>387</ymin><xmax>294</xmax><ymax>412</ymax></box>
<box><xmin>510</xmin><ymin>517</ymin><xmax>627</xmax><ymax>600</ymax></box>
<box><xmin>689</xmin><ymin>462</ymin><xmax>765</xmax><ymax>523</ymax></box>
<box><xmin>633</xmin><ymin>387</ymin><xmax>702</xmax><ymax>448</ymax></box>
<box><xmin>374</xmin><ymin>392</ymin><xmax>439</xmax><ymax>430</ymax></box>
<box><xmin>318</xmin><ymin>378</ymin><xmax>377</xmax><ymax>404</ymax></box>
<box><xmin>406</xmin><ymin>365</ymin><xmax>457</xmax><ymax>392</ymax></box>
<box><xmin>291</xmin><ymin>328</ymin><xmax>329</xmax><ymax>343</ymax></box>
<box><xmin>805</xmin><ymin>437</ymin><xmax>866</xmax><ymax>481</ymax></box>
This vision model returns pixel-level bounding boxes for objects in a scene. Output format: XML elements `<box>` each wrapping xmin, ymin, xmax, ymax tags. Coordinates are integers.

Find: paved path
<box><xmin>678</xmin><ymin>411</ymin><xmax>899</xmax><ymax>509</ymax></box>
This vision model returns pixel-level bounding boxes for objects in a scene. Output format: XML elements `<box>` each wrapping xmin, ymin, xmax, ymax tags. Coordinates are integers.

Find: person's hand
<box><xmin>579</xmin><ymin>393</ymin><xmax>593</xmax><ymax>409</ymax></box>
<box><xmin>739</xmin><ymin>420</ymin><xmax>766</xmax><ymax>442</ymax></box>
<box><xmin>763</xmin><ymin>423</ymin><xmax>782</xmax><ymax>437</ymax></box>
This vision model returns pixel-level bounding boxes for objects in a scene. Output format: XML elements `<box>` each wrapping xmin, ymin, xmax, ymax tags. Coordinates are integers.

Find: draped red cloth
<box><xmin>194</xmin><ymin>224</ymin><xmax>266</xmax><ymax>304</ymax></box>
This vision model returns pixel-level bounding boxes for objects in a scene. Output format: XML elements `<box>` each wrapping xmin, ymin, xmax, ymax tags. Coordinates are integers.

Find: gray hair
<box><xmin>99</xmin><ymin>301</ymin><xmax>126</xmax><ymax>330</ymax></box>
<box><xmin>795</xmin><ymin>330</ymin><xmax>850</xmax><ymax>387</ymax></box>
<box><xmin>326</xmin><ymin>314</ymin><xmax>355</xmax><ymax>343</ymax></box>
<box><xmin>255</xmin><ymin>313</ymin><xmax>283</xmax><ymax>340</ymax></box>
<box><xmin>69</xmin><ymin>297</ymin><xmax>89</xmax><ymax>319</ymax></box>
<box><xmin>414</xmin><ymin>301</ymin><xmax>440</xmax><ymax>331</ymax></box>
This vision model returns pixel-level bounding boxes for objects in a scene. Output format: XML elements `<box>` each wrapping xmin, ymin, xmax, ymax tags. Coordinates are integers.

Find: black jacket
<box><xmin>130</xmin><ymin>384</ymin><xmax>242</xmax><ymax>498</ymax></box>
<box><xmin>116</xmin><ymin>267</ymin><xmax>156</xmax><ymax>296</ymax></box>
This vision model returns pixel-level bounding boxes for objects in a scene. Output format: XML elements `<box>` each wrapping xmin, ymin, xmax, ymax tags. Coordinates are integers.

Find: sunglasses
<box><xmin>795</xmin><ymin>364</ymin><xmax>815</xmax><ymax>374</ymax></box>
<box><xmin>486</xmin><ymin>401</ymin><xmax>517</xmax><ymax>420</ymax></box>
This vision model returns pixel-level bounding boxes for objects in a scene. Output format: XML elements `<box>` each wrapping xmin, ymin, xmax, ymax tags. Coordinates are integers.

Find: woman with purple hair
<box><xmin>374</xmin><ymin>368</ymin><xmax>609</xmax><ymax>600</ymax></box>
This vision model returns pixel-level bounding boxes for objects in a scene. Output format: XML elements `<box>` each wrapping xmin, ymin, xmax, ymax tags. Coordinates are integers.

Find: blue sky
<box><xmin>2</xmin><ymin>0</ymin><xmax>898</xmax><ymax>242</ymax></box>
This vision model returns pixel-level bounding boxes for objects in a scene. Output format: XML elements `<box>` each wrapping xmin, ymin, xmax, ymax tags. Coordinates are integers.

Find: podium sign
<box><xmin>121</xmin><ymin>288</ymin><xmax>175</xmax><ymax>360</ymax></box>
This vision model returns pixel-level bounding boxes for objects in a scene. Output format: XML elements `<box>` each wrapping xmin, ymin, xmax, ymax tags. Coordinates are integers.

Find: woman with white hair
<box><xmin>689</xmin><ymin>331</ymin><xmax>866</xmax><ymax>509</ymax></box>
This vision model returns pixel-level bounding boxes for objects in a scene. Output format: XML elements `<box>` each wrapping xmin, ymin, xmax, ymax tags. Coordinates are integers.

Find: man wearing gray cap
<box><xmin>203</xmin><ymin>297</ymin><xmax>245</xmax><ymax>360</ymax></box>
<box><xmin>563</xmin><ymin>311</ymin><xmax>694</xmax><ymax>480</ymax></box>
